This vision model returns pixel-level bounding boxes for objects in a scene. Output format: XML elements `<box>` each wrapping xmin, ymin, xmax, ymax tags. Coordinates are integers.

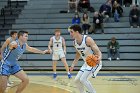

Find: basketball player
<box><xmin>1</xmin><ymin>31</ymin><xmax>17</xmax><ymax>87</ymax></box>
<box><xmin>69</xmin><ymin>25</ymin><xmax>102</xmax><ymax>93</ymax></box>
<box><xmin>48</xmin><ymin>29</ymin><xmax>72</xmax><ymax>79</ymax></box>
<box><xmin>0</xmin><ymin>30</ymin><xmax>49</xmax><ymax>93</ymax></box>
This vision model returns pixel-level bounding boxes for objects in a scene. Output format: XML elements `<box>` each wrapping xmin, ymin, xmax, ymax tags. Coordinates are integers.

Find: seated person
<box><xmin>92</xmin><ymin>11</ymin><xmax>104</xmax><ymax>34</ymax></box>
<box><xmin>78</xmin><ymin>0</ymin><xmax>91</xmax><ymax>12</ymax></box>
<box><xmin>68</xmin><ymin>0</ymin><xmax>78</xmax><ymax>12</ymax></box>
<box><xmin>107</xmin><ymin>37</ymin><xmax>120</xmax><ymax>61</ymax></box>
<box><xmin>72</xmin><ymin>13</ymin><xmax>80</xmax><ymax>24</ymax></box>
<box><xmin>112</xmin><ymin>0</ymin><xmax>123</xmax><ymax>6</ymax></box>
<box><xmin>112</xmin><ymin>1</ymin><xmax>123</xmax><ymax>22</ymax></box>
<box><xmin>81</xmin><ymin>12</ymin><xmax>90</xmax><ymax>34</ymax></box>
<box><xmin>129</xmin><ymin>5</ymin><xmax>140</xmax><ymax>28</ymax></box>
<box><xmin>99</xmin><ymin>0</ymin><xmax>112</xmax><ymax>22</ymax></box>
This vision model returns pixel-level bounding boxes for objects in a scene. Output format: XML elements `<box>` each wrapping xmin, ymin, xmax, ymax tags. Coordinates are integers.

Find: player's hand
<box><xmin>49</xmin><ymin>49</ymin><xmax>52</xmax><ymax>54</ymax></box>
<box><xmin>43</xmin><ymin>50</ymin><xmax>50</xmax><ymax>54</ymax></box>
<box><xmin>69</xmin><ymin>67</ymin><xmax>74</xmax><ymax>72</ymax></box>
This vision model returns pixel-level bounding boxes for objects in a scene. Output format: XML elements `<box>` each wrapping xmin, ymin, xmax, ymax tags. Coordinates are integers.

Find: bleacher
<box><xmin>1</xmin><ymin>0</ymin><xmax>140</xmax><ymax>70</ymax></box>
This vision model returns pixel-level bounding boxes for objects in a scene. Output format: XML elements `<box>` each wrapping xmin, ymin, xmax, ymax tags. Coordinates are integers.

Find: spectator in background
<box><xmin>107</xmin><ymin>37</ymin><xmax>120</xmax><ymax>61</ymax></box>
<box><xmin>112</xmin><ymin>0</ymin><xmax>123</xmax><ymax>6</ymax></box>
<box><xmin>72</xmin><ymin>13</ymin><xmax>80</xmax><ymax>24</ymax></box>
<box><xmin>132</xmin><ymin>0</ymin><xmax>140</xmax><ymax>6</ymax></box>
<box><xmin>129</xmin><ymin>5</ymin><xmax>140</xmax><ymax>28</ymax></box>
<box><xmin>123</xmin><ymin>0</ymin><xmax>132</xmax><ymax>7</ymax></box>
<box><xmin>78</xmin><ymin>0</ymin><xmax>91</xmax><ymax>12</ymax></box>
<box><xmin>92</xmin><ymin>11</ymin><xmax>104</xmax><ymax>34</ymax></box>
<box><xmin>68</xmin><ymin>0</ymin><xmax>78</xmax><ymax>12</ymax></box>
<box><xmin>81</xmin><ymin>12</ymin><xmax>90</xmax><ymax>34</ymax></box>
<box><xmin>99</xmin><ymin>0</ymin><xmax>112</xmax><ymax>22</ymax></box>
<box><xmin>112</xmin><ymin>1</ymin><xmax>123</xmax><ymax>22</ymax></box>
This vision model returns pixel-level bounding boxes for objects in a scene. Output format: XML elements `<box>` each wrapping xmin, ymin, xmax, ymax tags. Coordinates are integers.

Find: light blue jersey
<box><xmin>0</xmin><ymin>40</ymin><xmax>26</xmax><ymax>75</ymax></box>
<box><xmin>3</xmin><ymin>40</ymin><xmax>26</xmax><ymax>65</ymax></box>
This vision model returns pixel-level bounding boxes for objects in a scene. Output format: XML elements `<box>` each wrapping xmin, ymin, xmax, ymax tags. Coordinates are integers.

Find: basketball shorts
<box><xmin>0</xmin><ymin>60</ymin><xmax>22</xmax><ymax>76</ymax></box>
<box><xmin>52</xmin><ymin>50</ymin><xmax>65</xmax><ymax>61</ymax></box>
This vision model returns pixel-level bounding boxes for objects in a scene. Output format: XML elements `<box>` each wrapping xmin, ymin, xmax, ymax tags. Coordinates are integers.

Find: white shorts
<box><xmin>52</xmin><ymin>50</ymin><xmax>65</xmax><ymax>61</ymax></box>
<box><xmin>80</xmin><ymin>61</ymin><xmax>102</xmax><ymax>78</ymax></box>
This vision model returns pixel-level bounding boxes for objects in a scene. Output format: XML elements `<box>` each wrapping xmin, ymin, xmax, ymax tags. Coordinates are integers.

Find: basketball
<box><xmin>86</xmin><ymin>54</ymin><xmax>98</xmax><ymax>67</ymax></box>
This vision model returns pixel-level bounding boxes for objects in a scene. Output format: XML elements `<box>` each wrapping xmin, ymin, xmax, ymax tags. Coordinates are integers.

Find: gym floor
<box><xmin>6</xmin><ymin>71</ymin><xmax>140</xmax><ymax>93</ymax></box>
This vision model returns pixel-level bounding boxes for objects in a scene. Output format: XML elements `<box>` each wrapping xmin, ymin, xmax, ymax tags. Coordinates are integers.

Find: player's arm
<box><xmin>48</xmin><ymin>37</ymin><xmax>53</xmax><ymax>54</ymax></box>
<box><xmin>70</xmin><ymin>49</ymin><xmax>81</xmax><ymax>71</ymax></box>
<box><xmin>1</xmin><ymin>38</ymin><xmax>11</xmax><ymax>58</ymax></box>
<box><xmin>86</xmin><ymin>37</ymin><xmax>102</xmax><ymax>62</ymax></box>
<box><xmin>62</xmin><ymin>37</ymin><xmax>66</xmax><ymax>54</ymax></box>
<box><xmin>26</xmin><ymin>43</ymin><xmax>48</xmax><ymax>54</ymax></box>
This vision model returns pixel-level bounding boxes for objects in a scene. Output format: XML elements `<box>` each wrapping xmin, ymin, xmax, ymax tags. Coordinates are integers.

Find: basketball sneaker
<box><xmin>53</xmin><ymin>73</ymin><xmax>57</xmax><ymax>80</ymax></box>
<box><xmin>68</xmin><ymin>74</ymin><xmax>72</xmax><ymax>79</ymax></box>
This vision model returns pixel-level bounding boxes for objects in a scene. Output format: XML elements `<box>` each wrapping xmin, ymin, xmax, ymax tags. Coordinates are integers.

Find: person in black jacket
<box><xmin>129</xmin><ymin>5</ymin><xmax>140</xmax><ymax>28</ymax></box>
<box><xmin>92</xmin><ymin>11</ymin><xmax>104</xmax><ymax>34</ymax></box>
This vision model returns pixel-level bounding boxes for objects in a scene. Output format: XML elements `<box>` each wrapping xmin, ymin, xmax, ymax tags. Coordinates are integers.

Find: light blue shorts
<box><xmin>0</xmin><ymin>60</ymin><xmax>22</xmax><ymax>76</ymax></box>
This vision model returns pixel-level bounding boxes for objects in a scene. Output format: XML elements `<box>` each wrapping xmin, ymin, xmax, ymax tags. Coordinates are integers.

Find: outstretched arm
<box><xmin>26</xmin><ymin>43</ymin><xmax>48</xmax><ymax>54</ymax></box>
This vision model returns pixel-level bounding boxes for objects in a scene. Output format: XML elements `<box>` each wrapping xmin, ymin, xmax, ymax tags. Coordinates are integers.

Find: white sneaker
<box><xmin>137</xmin><ymin>26</ymin><xmax>139</xmax><ymax>28</ymax></box>
<box><xmin>108</xmin><ymin>57</ymin><xmax>111</xmax><ymax>61</ymax></box>
<box><xmin>116</xmin><ymin>57</ymin><xmax>120</xmax><ymax>60</ymax></box>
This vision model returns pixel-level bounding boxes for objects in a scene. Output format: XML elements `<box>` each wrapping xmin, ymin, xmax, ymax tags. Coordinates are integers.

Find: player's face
<box><xmin>12</xmin><ymin>33</ymin><xmax>17</xmax><ymax>39</ymax></box>
<box><xmin>21</xmin><ymin>33</ymin><xmax>28</xmax><ymax>43</ymax></box>
<box><xmin>55</xmin><ymin>31</ymin><xmax>61</xmax><ymax>37</ymax></box>
<box><xmin>69</xmin><ymin>29</ymin><xmax>76</xmax><ymax>39</ymax></box>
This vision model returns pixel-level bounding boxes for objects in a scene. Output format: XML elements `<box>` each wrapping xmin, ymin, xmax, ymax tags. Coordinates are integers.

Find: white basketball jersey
<box><xmin>52</xmin><ymin>36</ymin><xmax>63</xmax><ymax>51</ymax></box>
<box><xmin>74</xmin><ymin>35</ymin><xmax>93</xmax><ymax>62</ymax></box>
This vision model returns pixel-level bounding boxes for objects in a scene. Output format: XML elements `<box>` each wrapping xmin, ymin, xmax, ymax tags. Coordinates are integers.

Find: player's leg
<box><xmin>0</xmin><ymin>76</ymin><xmax>8</xmax><ymax>93</ymax></box>
<box><xmin>53</xmin><ymin>60</ymin><xmax>58</xmax><ymax>79</ymax></box>
<box><xmin>60</xmin><ymin>51</ymin><xmax>72</xmax><ymax>78</ymax></box>
<box><xmin>74</xmin><ymin>71</ymin><xmax>85</xmax><ymax>93</ymax></box>
<box><xmin>0</xmin><ymin>61</ymin><xmax>10</xmax><ymax>93</ymax></box>
<box><xmin>80</xmin><ymin>70</ymin><xmax>96</xmax><ymax>93</ymax></box>
<box><xmin>61</xmin><ymin>57</ymin><xmax>72</xmax><ymax>78</ymax></box>
<box><xmin>14</xmin><ymin>70</ymin><xmax>29</xmax><ymax>93</ymax></box>
<box><xmin>52</xmin><ymin>52</ymin><xmax>59</xmax><ymax>79</ymax></box>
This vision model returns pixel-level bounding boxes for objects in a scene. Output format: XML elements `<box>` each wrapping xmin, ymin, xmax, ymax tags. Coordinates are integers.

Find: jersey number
<box><xmin>80</xmin><ymin>51</ymin><xmax>85</xmax><ymax>56</ymax></box>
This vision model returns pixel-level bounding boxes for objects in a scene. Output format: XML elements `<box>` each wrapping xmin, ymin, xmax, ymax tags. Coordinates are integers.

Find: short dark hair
<box><xmin>18</xmin><ymin>30</ymin><xmax>28</xmax><ymax>38</ymax></box>
<box><xmin>70</xmin><ymin>25</ymin><xmax>82</xmax><ymax>34</ymax></box>
<box><xmin>10</xmin><ymin>31</ymin><xmax>17</xmax><ymax>37</ymax></box>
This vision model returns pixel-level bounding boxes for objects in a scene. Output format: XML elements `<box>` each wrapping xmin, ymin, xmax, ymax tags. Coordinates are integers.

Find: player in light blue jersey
<box><xmin>0</xmin><ymin>30</ymin><xmax>49</xmax><ymax>93</ymax></box>
<box><xmin>1</xmin><ymin>31</ymin><xmax>17</xmax><ymax>87</ymax></box>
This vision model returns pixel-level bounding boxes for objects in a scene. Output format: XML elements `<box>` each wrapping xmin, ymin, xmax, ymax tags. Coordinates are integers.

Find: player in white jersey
<box><xmin>48</xmin><ymin>29</ymin><xmax>72</xmax><ymax>79</ymax></box>
<box><xmin>69</xmin><ymin>25</ymin><xmax>102</xmax><ymax>93</ymax></box>
<box><xmin>0</xmin><ymin>30</ymin><xmax>49</xmax><ymax>93</ymax></box>
<box><xmin>1</xmin><ymin>31</ymin><xmax>17</xmax><ymax>87</ymax></box>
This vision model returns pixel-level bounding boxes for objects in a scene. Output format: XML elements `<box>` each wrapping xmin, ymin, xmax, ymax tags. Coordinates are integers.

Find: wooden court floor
<box><xmin>5</xmin><ymin>71</ymin><xmax>140</xmax><ymax>93</ymax></box>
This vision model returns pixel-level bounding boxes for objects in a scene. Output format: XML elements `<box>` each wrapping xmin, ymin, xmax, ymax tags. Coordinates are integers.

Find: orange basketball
<box><xmin>86</xmin><ymin>54</ymin><xmax>98</xmax><ymax>67</ymax></box>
